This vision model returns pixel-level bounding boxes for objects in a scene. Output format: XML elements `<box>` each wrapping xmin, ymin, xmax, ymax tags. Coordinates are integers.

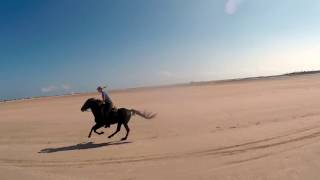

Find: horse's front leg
<box><xmin>88</xmin><ymin>125</ymin><xmax>94</xmax><ymax>138</ymax></box>
<box><xmin>88</xmin><ymin>123</ymin><xmax>104</xmax><ymax>138</ymax></box>
<box><xmin>94</xmin><ymin>124</ymin><xmax>105</xmax><ymax>135</ymax></box>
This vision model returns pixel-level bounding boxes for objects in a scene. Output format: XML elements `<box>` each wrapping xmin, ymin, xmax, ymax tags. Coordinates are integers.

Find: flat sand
<box><xmin>2</xmin><ymin>74</ymin><xmax>320</xmax><ymax>180</ymax></box>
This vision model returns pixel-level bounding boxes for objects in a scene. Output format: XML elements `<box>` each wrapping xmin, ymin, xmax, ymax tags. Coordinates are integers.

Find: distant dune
<box><xmin>188</xmin><ymin>70</ymin><xmax>320</xmax><ymax>86</ymax></box>
<box><xmin>106</xmin><ymin>70</ymin><xmax>320</xmax><ymax>93</ymax></box>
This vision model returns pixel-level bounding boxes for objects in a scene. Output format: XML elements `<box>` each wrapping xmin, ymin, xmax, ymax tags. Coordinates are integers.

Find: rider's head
<box><xmin>97</xmin><ymin>86</ymin><xmax>103</xmax><ymax>93</ymax></box>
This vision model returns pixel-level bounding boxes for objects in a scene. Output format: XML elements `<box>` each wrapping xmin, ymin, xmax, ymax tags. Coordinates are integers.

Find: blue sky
<box><xmin>1</xmin><ymin>0</ymin><xmax>320</xmax><ymax>100</ymax></box>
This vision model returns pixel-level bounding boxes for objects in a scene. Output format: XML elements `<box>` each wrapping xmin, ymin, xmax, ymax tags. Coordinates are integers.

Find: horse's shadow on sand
<box><xmin>38</xmin><ymin>141</ymin><xmax>131</xmax><ymax>153</ymax></box>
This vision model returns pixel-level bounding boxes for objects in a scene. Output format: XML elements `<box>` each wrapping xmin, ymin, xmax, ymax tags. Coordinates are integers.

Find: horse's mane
<box><xmin>88</xmin><ymin>98</ymin><xmax>117</xmax><ymax>110</ymax></box>
<box><xmin>86</xmin><ymin>98</ymin><xmax>103</xmax><ymax>106</ymax></box>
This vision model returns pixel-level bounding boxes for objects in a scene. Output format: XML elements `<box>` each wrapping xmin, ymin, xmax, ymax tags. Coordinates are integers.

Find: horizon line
<box><xmin>1</xmin><ymin>70</ymin><xmax>320</xmax><ymax>103</ymax></box>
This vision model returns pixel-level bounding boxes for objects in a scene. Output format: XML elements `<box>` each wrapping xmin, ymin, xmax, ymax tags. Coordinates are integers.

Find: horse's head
<box><xmin>81</xmin><ymin>98</ymin><xmax>98</xmax><ymax>112</ymax></box>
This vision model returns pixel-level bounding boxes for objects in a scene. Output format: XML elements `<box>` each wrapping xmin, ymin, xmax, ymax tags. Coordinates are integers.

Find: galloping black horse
<box><xmin>81</xmin><ymin>98</ymin><xmax>156</xmax><ymax>140</ymax></box>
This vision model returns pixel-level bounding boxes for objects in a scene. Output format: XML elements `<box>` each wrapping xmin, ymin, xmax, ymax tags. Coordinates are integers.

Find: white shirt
<box><xmin>101</xmin><ymin>91</ymin><xmax>112</xmax><ymax>103</ymax></box>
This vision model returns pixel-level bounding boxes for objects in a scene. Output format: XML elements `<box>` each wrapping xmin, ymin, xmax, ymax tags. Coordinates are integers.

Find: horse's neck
<box><xmin>90</xmin><ymin>105</ymin><xmax>102</xmax><ymax>118</ymax></box>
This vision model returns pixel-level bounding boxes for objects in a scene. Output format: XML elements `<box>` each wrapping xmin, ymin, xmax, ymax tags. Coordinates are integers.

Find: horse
<box><xmin>81</xmin><ymin>98</ymin><xmax>156</xmax><ymax>140</ymax></box>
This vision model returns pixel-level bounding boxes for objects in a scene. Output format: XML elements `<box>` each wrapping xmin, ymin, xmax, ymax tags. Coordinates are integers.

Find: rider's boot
<box><xmin>104</xmin><ymin>121</ymin><xmax>110</xmax><ymax>128</ymax></box>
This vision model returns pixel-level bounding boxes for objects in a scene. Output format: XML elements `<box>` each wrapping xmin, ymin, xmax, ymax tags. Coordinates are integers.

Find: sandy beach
<box><xmin>2</xmin><ymin>74</ymin><xmax>320</xmax><ymax>180</ymax></box>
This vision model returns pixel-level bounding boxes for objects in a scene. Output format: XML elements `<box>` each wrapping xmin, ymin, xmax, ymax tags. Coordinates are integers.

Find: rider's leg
<box><xmin>104</xmin><ymin>102</ymin><xmax>112</xmax><ymax>128</ymax></box>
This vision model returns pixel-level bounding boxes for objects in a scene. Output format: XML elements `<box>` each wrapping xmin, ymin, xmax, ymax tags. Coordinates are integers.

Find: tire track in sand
<box><xmin>2</xmin><ymin>124</ymin><xmax>320</xmax><ymax>168</ymax></box>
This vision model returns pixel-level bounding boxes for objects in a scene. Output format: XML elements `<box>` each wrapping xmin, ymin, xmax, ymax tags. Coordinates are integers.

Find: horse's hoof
<box><xmin>99</xmin><ymin>132</ymin><xmax>104</xmax><ymax>135</ymax></box>
<box><xmin>108</xmin><ymin>136</ymin><xmax>112</xmax><ymax>139</ymax></box>
<box><xmin>121</xmin><ymin>137</ymin><xmax>127</xmax><ymax>141</ymax></box>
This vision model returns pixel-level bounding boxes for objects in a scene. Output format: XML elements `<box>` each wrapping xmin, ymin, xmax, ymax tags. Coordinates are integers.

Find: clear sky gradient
<box><xmin>1</xmin><ymin>0</ymin><xmax>320</xmax><ymax>100</ymax></box>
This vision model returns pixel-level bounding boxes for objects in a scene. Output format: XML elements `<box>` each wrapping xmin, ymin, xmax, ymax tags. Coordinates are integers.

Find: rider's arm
<box><xmin>102</xmin><ymin>91</ymin><xmax>107</xmax><ymax>102</ymax></box>
<box><xmin>101</xmin><ymin>92</ymin><xmax>105</xmax><ymax>101</ymax></box>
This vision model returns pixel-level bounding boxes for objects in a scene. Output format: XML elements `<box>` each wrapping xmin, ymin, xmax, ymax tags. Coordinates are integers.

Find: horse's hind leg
<box><xmin>121</xmin><ymin>123</ymin><xmax>130</xmax><ymax>141</ymax></box>
<box><xmin>108</xmin><ymin>123</ymin><xmax>122</xmax><ymax>139</ymax></box>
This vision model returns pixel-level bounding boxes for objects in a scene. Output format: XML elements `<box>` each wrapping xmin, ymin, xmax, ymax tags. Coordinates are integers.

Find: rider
<box><xmin>97</xmin><ymin>86</ymin><xmax>113</xmax><ymax>128</ymax></box>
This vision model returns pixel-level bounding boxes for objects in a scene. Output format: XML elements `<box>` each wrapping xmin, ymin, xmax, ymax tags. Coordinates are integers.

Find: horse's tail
<box><xmin>130</xmin><ymin>109</ymin><xmax>157</xmax><ymax>119</ymax></box>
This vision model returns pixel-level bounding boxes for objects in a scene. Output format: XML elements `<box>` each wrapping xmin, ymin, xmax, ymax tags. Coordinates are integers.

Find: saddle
<box><xmin>101</xmin><ymin>104</ymin><xmax>118</xmax><ymax>120</ymax></box>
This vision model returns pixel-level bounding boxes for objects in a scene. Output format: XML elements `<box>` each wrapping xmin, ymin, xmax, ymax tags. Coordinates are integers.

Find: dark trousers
<box><xmin>104</xmin><ymin>101</ymin><xmax>113</xmax><ymax>126</ymax></box>
<box><xmin>104</xmin><ymin>101</ymin><xmax>112</xmax><ymax>115</ymax></box>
